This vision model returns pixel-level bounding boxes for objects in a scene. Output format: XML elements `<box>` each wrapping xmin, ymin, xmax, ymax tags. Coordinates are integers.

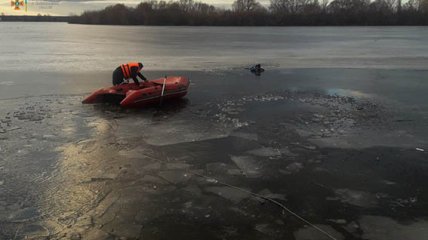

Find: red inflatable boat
<box><xmin>82</xmin><ymin>76</ymin><xmax>189</xmax><ymax>108</ymax></box>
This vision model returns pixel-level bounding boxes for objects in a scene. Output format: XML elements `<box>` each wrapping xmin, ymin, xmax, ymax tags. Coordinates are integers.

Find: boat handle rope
<box><xmin>160</xmin><ymin>76</ymin><xmax>167</xmax><ymax>106</ymax></box>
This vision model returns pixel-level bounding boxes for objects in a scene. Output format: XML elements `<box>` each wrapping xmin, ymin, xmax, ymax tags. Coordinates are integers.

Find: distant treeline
<box><xmin>0</xmin><ymin>15</ymin><xmax>69</xmax><ymax>22</ymax></box>
<box><xmin>69</xmin><ymin>0</ymin><xmax>428</xmax><ymax>26</ymax></box>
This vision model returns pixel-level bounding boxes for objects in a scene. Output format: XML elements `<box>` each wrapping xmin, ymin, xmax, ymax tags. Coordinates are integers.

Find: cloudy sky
<box><xmin>0</xmin><ymin>0</ymin><xmax>271</xmax><ymax>16</ymax></box>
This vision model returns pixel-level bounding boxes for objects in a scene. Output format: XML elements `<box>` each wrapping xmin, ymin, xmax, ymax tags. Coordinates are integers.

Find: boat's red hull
<box><xmin>82</xmin><ymin>76</ymin><xmax>189</xmax><ymax>108</ymax></box>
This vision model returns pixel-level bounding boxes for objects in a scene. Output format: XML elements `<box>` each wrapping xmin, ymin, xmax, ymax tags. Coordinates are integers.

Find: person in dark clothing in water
<box><xmin>249</xmin><ymin>64</ymin><xmax>264</xmax><ymax>76</ymax></box>
<box><xmin>112</xmin><ymin>62</ymin><xmax>148</xmax><ymax>86</ymax></box>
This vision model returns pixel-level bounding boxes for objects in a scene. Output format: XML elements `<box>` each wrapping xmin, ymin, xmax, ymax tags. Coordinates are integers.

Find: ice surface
<box><xmin>1</xmin><ymin>25</ymin><xmax>428</xmax><ymax>72</ymax></box>
<box><xmin>359</xmin><ymin>215</ymin><xmax>428</xmax><ymax>240</ymax></box>
<box><xmin>139</xmin><ymin>120</ymin><xmax>229</xmax><ymax>146</ymax></box>
<box><xmin>294</xmin><ymin>224</ymin><xmax>344</xmax><ymax>240</ymax></box>
<box><xmin>166</xmin><ymin>163</ymin><xmax>191</xmax><ymax>170</ymax></box>
<box><xmin>0</xmin><ymin>81</ymin><xmax>15</xmax><ymax>86</ymax></box>
<box><xmin>143</xmin><ymin>163</ymin><xmax>162</xmax><ymax>170</ymax></box>
<box><xmin>158</xmin><ymin>170</ymin><xmax>190</xmax><ymax>184</ymax></box>
<box><xmin>332</xmin><ymin>189</ymin><xmax>378</xmax><ymax>208</ymax></box>
<box><xmin>257</xmin><ymin>189</ymin><xmax>286</xmax><ymax>201</ymax></box>
<box><xmin>230</xmin><ymin>132</ymin><xmax>258</xmax><ymax>141</ymax></box>
<box><xmin>230</xmin><ymin>155</ymin><xmax>260</xmax><ymax>177</ymax></box>
<box><xmin>246</xmin><ymin>147</ymin><xmax>281</xmax><ymax>157</ymax></box>
<box><xmin>17</xmin><ymin>224</ymin><xmax>50</xmax><ymax>239</ymax></box>
<box><xmin>204</xmin><ymin>186</ymin><xmax>251</xmax><ymax>204</ymax></box>
<box><xmin>8</xmin><ymin>207</ymin><xmax>40</xmax><ymax>222</ymax></box>
<box><xmin>280</xmin><ymin>162</ymin><xmax>304</xmax><ymax>175</ymax></box>
<box><xmin>255</xmin><ymin>223</ymin><xmax>278</xmax><ymax>236</ymax></box>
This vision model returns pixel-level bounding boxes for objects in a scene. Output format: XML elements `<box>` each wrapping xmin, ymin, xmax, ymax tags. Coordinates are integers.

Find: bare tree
<box><xmin>384</xmin><ymin>0</ymin><xmax>397</xmax><ymax>11</ymax></box>
<box><xmin>270</xmin><ymin>0</ymin><xmax>313</xmax><ymax>14</ymax></box>
<box><xmin>370</xmin><ymin>0</ymin><xmax>397</xmax><ymax>12</ymax></box>
<box><xmin>70</xmin><ymin>0</ymin><xmax>428</xmax><ymax>26</ymax></box>
<box><xmin>421</xmin><ymin>0</ymin><xmax>428</xmax><ymax>12</ymax></box>
<box><xmin>179</xmin><ymin>0</ymin><xmax>195</xmax><ymax>12</ymax></box>
<box><xmin>233</xmin><ymin>0</ymin><xmax>264</xmax><ymax>12</ymax></box>
<box><xmin>329</xmin><ymin>0</ymin><xmax>370</xmax><ymax>13</ymax></box>
<box><xmin>320</xmin><ymin>0</ymin><xmax>329</xmax><ymax>11</ymax></box>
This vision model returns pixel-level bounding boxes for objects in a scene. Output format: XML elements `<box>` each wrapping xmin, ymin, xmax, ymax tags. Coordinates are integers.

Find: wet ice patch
<box><xmin>118</xmin><ymin>148</ymin><xmax>147</xmax><ymax>159</ymax></box>
<box><xmin>103</xmin><ymin>222</ymin><xmax>143</xmax><ymax>239</ymax></box>
<box><xmin>213</xmin><ymin>94</ymin><xmax>287</xmax><ymax>129</ymax></box>
<box><xmin>230</xmin><ymin>131</ymin><xmax>258</xmax><ymax>141</ymax></box>
<box><xmin>327</xmin><ymin>219</ymin><xmax>347</xmax><ymax>224</ymax></box>
<box><xmin>206</xmin><ymin>162</ymin><xmax>237</xmax><ymax>175</ymax></box>
<box><xmin>166</xmin><ymin>163</ymin><xmax>191</xmax><ymax>170</ymax></box>
<box><xmin>246</xmin><ymin>147</ymin><xmax>281</xmax><ymax>157</ymax></box>
<box><xmin>0</xmin><ymin>81</ymin><xmax>15</xmax><ymax>86</ymax></box>
<box><xmin>359</xmin><ymin>215</ymin><xmax>428</xmax><ymax>240</ymax></box>
<box><xmin>215</xmin><ymin>113</ymin><xmax>249</xmax><ymax>128</ymax></box>
<box><xmin>381</xmin><ymin>179</ymin><xmax>396</xmax><ymax>185</ymax></box>
<box><xmin>204</xmin><ymin>186</ymin><xmax>251</xmax><ymax>204</ymax></box>
<box><xmin>12</xmin><ymin>103</ymin><xmax>52</xmax><ymax>122</ymax></box>
<box><xmin>8</xmin><ymin>207</ymin><xmax>40</xmax><ymax>222</ymax></box>
<box><xmin>158</xmin><ymin>170</ymin><xmax>190</xmax><ymax>184</ymax></box>
<box><xmin>331</xmin><ymin>189</ymin><xmax>378</xmax><ymax>208</ymax></box>
<box><xmin>17</xmin><ymin>224</ymin><xmax>50</xmax><ymax>239</ymax></box>
<box><xmin>255</xmin><ymin>223</ymin><xmax>279</xmax><ymax>237</ymax></box>
<box><xmin>141</xmin><ymin>120</ymin><xmax>229</xmax><ymax>146</ymax></box>
<box><xmin>140</xmin><ymin>175</ymin><xmax>166</xmax><ymax>185</ymax></box>
<box><xmin>230</xmin><ymin>155</ymin><xmax>260</xmax><ymax>177</ymax></box>
<box><xmin>183</xmin><ymin>184</ymin><xmax>202</xmax><ymax>196</ymax></box>
<box><xmin>258</xmin><ymin>189</ymin><xmax>286</xmax><ymax>201</ymax></box>
<box><xmin>294</xmin><ymin>224</ymin><xmax>344</xmax><ymax>240</ymax></box>
<box><xmin>143</xmin><ymin>162</ymin><xmax>161</xmax><ymax>170</ymax></box>
<box><xmin>390</xmin><ymin>196</ymin><xmax>418</xmax><ymax>208</ymax></box>
<box><xmin>279</xmin><ymin>162</ymin><xmax>304</xmax><ymax>175</ymax></box>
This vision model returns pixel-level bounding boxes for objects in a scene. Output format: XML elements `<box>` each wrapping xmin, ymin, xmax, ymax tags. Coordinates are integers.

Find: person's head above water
<box><xmin>138</xmin><ymin>62</ymin><xmax>143</xmax><ymax>69</ymax></box>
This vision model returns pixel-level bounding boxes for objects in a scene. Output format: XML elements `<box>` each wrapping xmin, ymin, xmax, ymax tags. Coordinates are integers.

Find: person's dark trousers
<box><xmin>112</xmin><ymin>67</ymin><xmax>124</xmax><ymax>86</ymax></box>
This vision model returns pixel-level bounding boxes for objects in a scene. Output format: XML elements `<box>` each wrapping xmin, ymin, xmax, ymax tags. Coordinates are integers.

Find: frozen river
<box><xmin>0</xmin><ymin>23</ymin><xmax>428</xmax><ymax>240</ymax></box>
<box><xmin>0</xmin><ymin>23</ymin><xmax>428</xmax><ymax>73</ymax></box>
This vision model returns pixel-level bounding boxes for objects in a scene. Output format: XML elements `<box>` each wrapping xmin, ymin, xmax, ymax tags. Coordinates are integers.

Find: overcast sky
<box><xmin>1</xmin><ymin>0</ymin><xmax>272</xmax><ymax>16</ymax></box>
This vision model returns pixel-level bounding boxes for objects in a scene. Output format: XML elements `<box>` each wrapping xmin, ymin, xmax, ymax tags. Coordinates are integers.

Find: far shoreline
<box><xmin>2</xmin><ymin>20</ymin><xmax>427</xmax><ymax>27</ymax></box>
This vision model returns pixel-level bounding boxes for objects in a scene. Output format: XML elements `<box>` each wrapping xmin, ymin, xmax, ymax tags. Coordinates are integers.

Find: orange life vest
<box><xmin>120</xmin><ymin>62</ymin><xmax>142</xmax><ymax>79</ymax></box>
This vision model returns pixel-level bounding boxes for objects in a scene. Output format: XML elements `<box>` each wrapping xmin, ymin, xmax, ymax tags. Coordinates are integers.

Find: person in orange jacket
<box><xmin>112</xmin><ymin>62</ymin><xmax>148</xmax><ymax>86</ymax></box>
